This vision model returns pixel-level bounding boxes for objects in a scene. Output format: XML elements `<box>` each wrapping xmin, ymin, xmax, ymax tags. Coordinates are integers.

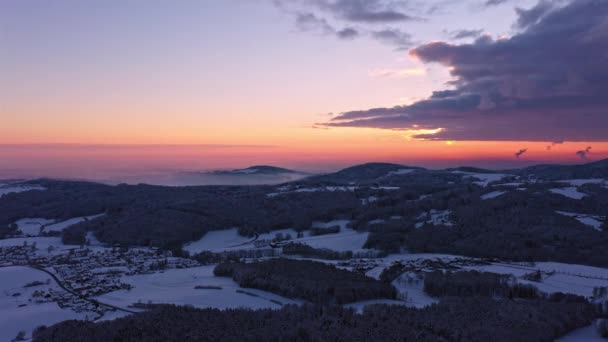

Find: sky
<box><xmin>1</xmin><ymin>0</ymin><xmax>607</xmax><ymax>179</ymax></box>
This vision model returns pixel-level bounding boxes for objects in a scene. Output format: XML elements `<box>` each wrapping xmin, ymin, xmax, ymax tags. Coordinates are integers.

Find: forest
<box><xmin>1</xmin><ymin>161</ymin><xmax>607</xmax><ymax>266</ymax></box>
<box><xmin>32</xmin><ymin>297</ymin><xmax>595</xmax><ymax>342</ymax></box>
<box><xmin>214</xmin><ymin>258</ymin><xmax>396</xmax><ymax>304</ymax></box>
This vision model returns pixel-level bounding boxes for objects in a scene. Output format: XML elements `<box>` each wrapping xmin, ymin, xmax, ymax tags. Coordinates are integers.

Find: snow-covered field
<box><xmin>184</xmin><ymin>220</ymin><xmax>369</xmax><ymax>254</ymax></box>
<box><xmin>0</xmin><ymin>184</ymin><xmax>46</xmax><ymax>198</ymax></box>
<box><xmin>463</xmin><ymin>261</ymin><xmax>608</xmax><ymax>297</ymax></box>
<box><xmin>0</xmin><ymin>237</ymin><xmax>74</xmax><ymax>257</ymax></box>
<box><xmin>15</xmin><ymin>214</ymin><xmax>106</xmax><ymax>236</ymax></box>
<box><xmin>281</xmin><ymin>220</ymin><xmax>370</xmax><ymax>252</ymax></box>
<box><xmin>95</xmin><ymin>266</ymin><xmax>300</xmax><ymax>311</ymax></box>
<box><xmin>550</xmin><ymin>187</ymin><xmax>588</xmax><ymax>199</ymax></box>
<box><xmin>16</xmin><ymin>218</ymin><xmax>55</xmax><ymax>236</ymax></box>
<box><xmin>44</xmin><ymin>214</ymin><xmax>105</xmax><ymax>233</ymax></box>
<box><xmin>556</xmin><ymin>211</ymin><xmax>605</xmax><ymax>231</ymax></box>
<box><xmin>557</xmin><ymin>324</ymin><xmax>605</xmax><ymax>342</ymax></box>
<box><xmin>558</xmin><ymin>179</ymin><xmax>606</xmax><ymax>187</ymax></box>
<box><xmin>452</xmin><ymin>171</ymin><xmax>511</xmax><ymax>187</ymax></box>
<box><xmin>0</xmin><ymin>266</ymin><xmax>86</xmax><ymax>341</ymax></box>
<box><xmin>481</xmin><ymin>190</ymin><xmax>507</xmax><ymax>200</ymax></box>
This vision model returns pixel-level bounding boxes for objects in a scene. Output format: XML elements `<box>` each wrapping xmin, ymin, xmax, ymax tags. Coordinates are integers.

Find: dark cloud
<box><xmin>293</xmin><ymin>12</ymin><xmax>360</xmax><ymax>40</ymax></box>
<box><xmin>323</xmin><ymin>0</ymin><xmax>608</xmax><ymax>142</ymax></box>
<box><xmin>311</xmin><ymin>0</ymin><xmax>417</xmax><ymax>23</ymax></box>
<box><xmin>274</xmin><ymin>0</ymin><xmax>417</xmax><ymax>48</ymax></box>
<box><xmin>445</xmin><ymin>29</ymin><xmax>484</xmax><ymax>40</ymax></box>
<box><xmin>336</xmin><ymin>27</ymin><xmax>359</xmax><ymax>39</ymax></box>
<box><xmin>514</xmin><ymin>0</ymin><xmax>556</xmax><ymax>29</ymax></box>
<box><xmin>576</xmin><ymin>146</ymin><xmax>592</xmax><ymax>159</ymax></box>
<box><xmin>515</xmin><ymin>148</ymin><xmax>528</xmax><ymax>159</ymax></box>
<box><xmin>371</xmin><ymin>29</ymin><xmax>414</xmax><ymax>49</ymax></box>
<box><xmin>484</xmin><ymin>0</ymin><xmax>509</xmax><ymax>7</ymax></box>
<box><xmin>295</xmin><ymin>12</ymin><xmax>334</xmax><ymax>34</ymax></box>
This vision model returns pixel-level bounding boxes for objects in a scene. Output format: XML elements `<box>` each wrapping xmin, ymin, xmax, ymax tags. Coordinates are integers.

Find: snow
<box><xmin>376</xmin><ymin>186</ymin><xmax>400</xmax><ymax>190</ymax></box>
<box><xmin>494</xmin><ymin>182</ymin><xmax>525</xmax><ymax>187</ymax></box>
<box><xmin>558</xmin><ymin>179</ymin><xmax>606</xmax><ymax>187</ymax></box>
<box><xmin>184</xmin><ymin>220</ymin><xmax>368</xmax><ymax>254</ymax></box>
<box><xmin>463</xmin><ymin>261</ymin><xmax>608</xmax><ymax>297</ymax></box>
<box><xmin>95</xmin><ymin>266</ymin><xmax>300</xmax><ymax>311</ymax></box>
<box><xmin>361</xmin><ymin>196</ymin><xmax>378</xmax><ymax>205</ymax></box>
<box><xmin>13</xmin><ymin>214</ymin><xmax>105</xmax><ymax>237</ymax></box>
<box><xmin>452</xmin><ymin>171</ymin><xmax>510</xmax><ymax>187</ymax></box>
<box><xmin>481</xmin><ymin>190</ymin><xmax>506</xmax><ymax>200</ymax></box>
<box><xmin>556</xmin><ymin>211</ymin><xmax>605</xmax><ymax>231</ymax></box>
<box><xmin>86</xmin><ymin>231</ymin><xmax>105</xmax><ymax>246</ymax></box>
<box><xmin>416</xmin><ymin>210</ymin><xmax>453</xmax><ymax>228</ymax></box>
<box><xmin>43</xmin><ymin>214</ymin><xmax>105</xmax><ymax>233</ymax></box>
<box><xmin>345</xmin><ymin>299</ymin><xmax>408</xmax><ymax>313</ymax></box>
<box><xmin>233</xmin><ymin>168</ymin><xmax>259</xmax><ymax>174</ymax></box>
<box><xmin>302</xmin><ymin>220</ymin><xmax>368</xmax><ymax>252</ymax></box>
<box><xmin>0</xmin><ymin>237</ymin><xmax>79</xmax><ymax>257</ymax></box>
<box><xmin>16</xmin><ymin>218</ymin><xmax>54</xmax><ymax>236</ymax></box>
<box><xmin>557</xmin><ymin>324</ymin><xmax>604</xmax><ymax>341</ymax></box>
<box><xmin>0</xmin><ymin>184</ymin><xmax>46</xmax><ymax>198</ymax></box>
<box><xmin>182</xmin><ymin>228</ymin><xmax>255</xmax><ymax>254</ymax></box>
<box><xmin>0</xmin><ymin>266</ymin><xmax>86</xmax><ymax>341</ymax></box>
<box><xmin>550</xmin><ymin>187</ymin><xmax>588</xmax><ymax>199</ymax></box>
<box><xmin>386</xmin><ymin>169</ymin><xmax>416</xmax><ymax>177</ymax></box>
<box><xmin>391</xmin><ymin>272</ymin><xmax>438</xmax><ymax>308</ymax></box>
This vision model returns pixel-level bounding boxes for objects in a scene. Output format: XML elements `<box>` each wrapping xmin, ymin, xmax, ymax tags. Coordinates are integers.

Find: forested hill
<box><xmin>1</xmin><ymin>159</ymin><xmax>607</xmax><ymax>266</ymax></box>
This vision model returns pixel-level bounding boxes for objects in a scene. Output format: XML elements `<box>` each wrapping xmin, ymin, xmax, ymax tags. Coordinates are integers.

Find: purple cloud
<box><xmin>576</xmin><ymin>146</ymin><xmax>592</xmax><ymax>159</ymax></box>
<box><xmin>323</xmin><ymin>0</ymin><xmax>608</xmax><ymax>142</ymax></box>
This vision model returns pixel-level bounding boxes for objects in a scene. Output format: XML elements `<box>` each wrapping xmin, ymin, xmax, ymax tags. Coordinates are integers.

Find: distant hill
<box><xmin>447</xmin><ymin>166</ymin><xmax>499</xmax><ymax>174</ymax></box>
<box><xmin>210</xmin><ymin>165</ymin><xmax>298</xmax><ymax>176</ymax></box>
<box><xmin>513</xmin><ymin>158</ymin><xmax>608</xmax><ymax>180</ymax></box>
<box><xmin>305</xmin><ymin>163</ymin><xmax>426</xmax><ymax>184</ymax></box>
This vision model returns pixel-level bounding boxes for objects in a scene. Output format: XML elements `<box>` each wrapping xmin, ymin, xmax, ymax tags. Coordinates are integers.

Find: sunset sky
<box><xmin>1</xmin><ymin>0</ymin><xmax>607</xmax><ymax>179</ymax></box>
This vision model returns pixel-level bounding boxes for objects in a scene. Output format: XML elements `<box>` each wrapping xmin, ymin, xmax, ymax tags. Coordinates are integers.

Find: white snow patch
<box><xmin>0</xmin><ymin>184</ymin><xmax>46</xmax><ymax>198</ymax></box>
<box><xmin>558</xmin><ymin>179</ymin><xmax>606</xmax><ymax>187</ymax></box>
<box><xmin>15</xmin><ymin>218</ymin><xmax>54</xmax><ymax>236</ymax></box>
<box><xmin>184</xmin><ymin>220</ymin><xmax>369</xmax><ymax>254</ymax></box>
<box><xmin>391</xmin><ymin>272</ymin><xmax>439</xmax><ymax>308</ymax></box>
<box><xmin>345</xmin><ymin>299</ymin><xmax>408</xmax><ymax>313</ymax></box>
<box><xmin>386</xmin><ymin>169</ymin><xmax>416</xmax><ymax>177</ymax></box>
<box><xmin>556</xmin><ymin>211</ymin><xmax>605</xmax><ymax>231</ymax></box>
<box><xmin>550</xmin><ymin>187</ymin><xmax>587</xmax><ymax>199</ymax></box>
<box><xmin>557</xmin><ymin>324</ymin><xmax>604</xmax><ymax>341</ymax></box>
<box><xmin>233</xmin><ymin>168</ymin><xmax>259</xmax><ymax>174</ymax></box>
<box><xmin>304</xmin><ymin>220</ymin><xmax>369</xmax><ymax>252</ymax></box>
<box><xmin>0</xmin><ymin>237</ymin><xmax>75</xmax><ymax>257</ymax></box>
<box><xmin>43</xmin><ymin>214</ymin><xmax>105</xmax><ymax>233</ymax></box>
<box><xmin>452</xmin><ymin>171</ymin><xmax>510</xmax><ymax>187</ymax></box>
<box><xmin>183</xmin><ymin>228</ymin><xmax>255</xmax><ymax>254</ymax></box>
<box><xmin>95</xmin><ymin>266</ymin><xmax>299</xmax><ymax>311</ymax></box>
<box><xmin>464</xmin><ymin>261</ymin><xmax>608</xmax><ymax>297</ymax></box>
<box><xmin>481</xmin><ymin>190</ymin><xmax>506</xmax><ymax>200</ymax></box>
<box><xmin>494</xmin><ymin>182</ymin><xmax>524</xmax><ymax>187</ymax></box>
<box><xmin>361</xmin><ymin>196</ymin><xmax>379</xmax><ymax>205</ymax></box>
<box><xmin>416</xmin><ymin>210</ymin><xmax>453</xmax><ymax>228</ymax></box>
<box><xmin>0</xmin><ymin>266</ymin><xmax>86</xmax><ymax>341</ymax></box>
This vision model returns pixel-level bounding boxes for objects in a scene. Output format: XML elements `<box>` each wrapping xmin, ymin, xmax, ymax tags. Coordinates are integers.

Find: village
<box><xmin>0</xmin><ymin>242</ymin><xmax>202</xmax><ymax>320</ymax></box>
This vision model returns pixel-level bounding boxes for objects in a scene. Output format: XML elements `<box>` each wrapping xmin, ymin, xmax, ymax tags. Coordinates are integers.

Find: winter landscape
<box><xmin>4</xmin><ymin>0</ymin><xmax>608</xmax><ymax>340</ymax></box>
<box><xmin>2</xmin><ymin>158</ymin><xmax>608</xmax><ymax>341</ymax></box>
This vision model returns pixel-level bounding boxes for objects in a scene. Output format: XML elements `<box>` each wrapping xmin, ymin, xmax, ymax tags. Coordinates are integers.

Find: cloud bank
<box><xmin>323</xmin><ymin>0</ymin><xmax>608</xmax><ymax>142</ymax></box>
